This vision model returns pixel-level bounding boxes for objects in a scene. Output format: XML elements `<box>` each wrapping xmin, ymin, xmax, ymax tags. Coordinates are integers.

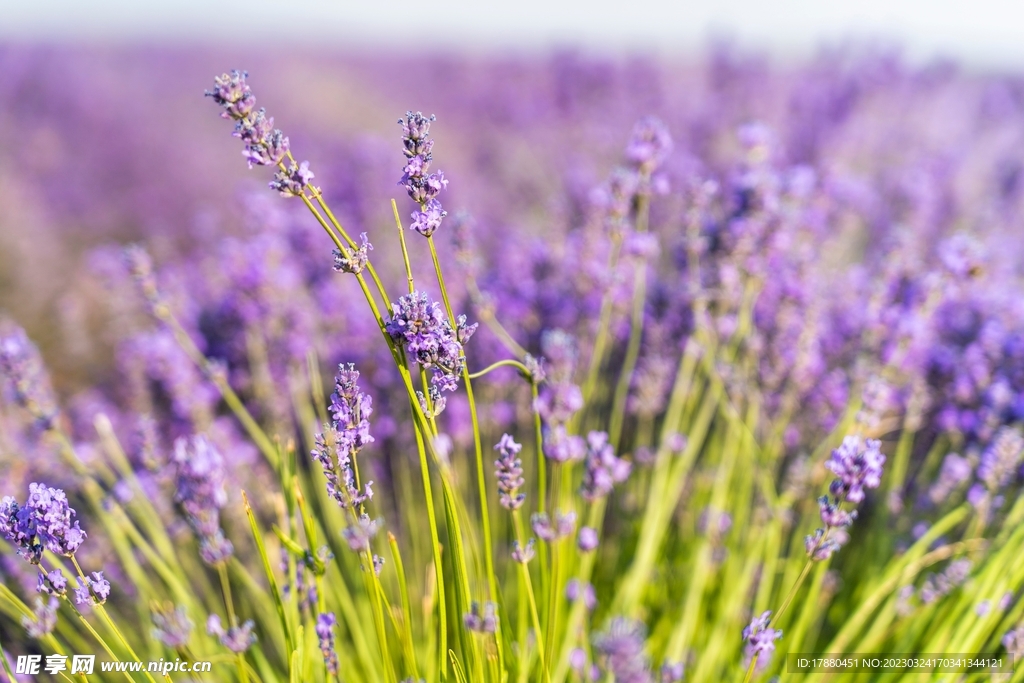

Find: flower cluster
<box><xmin>0</xmin><ymin>484</ymin><xmax>87</xmax><ymax>564</ymax></box>
<box><xmin>171</xmin><ymin>435</ymin><xmax>234</xmax><ymax>565</ymax></box>
<box><xmin>23</xmin><ymin>596</ymin><xmax>59</xmax><ymax>638</ymax></box>
<box><xmin>316</xmin><ymin>612</ymin><xmax>339</xmax><ymax>676</ymax></box>
<box><xmin>806</xmin><ymin>435</ymin><xmax>885</xmax><ymax>561</ymax></box>
<box><xmin>207</xmin><ymin>614</ymin><xmax>257</xmax><ymax>653</ymax></box>
<box><xmin>532</xmin><ymin>510</ymin><xmax>577</xmax><ymax>542</ymax></box>
<box><xmin>206</xmin><ymin>70</ymin><xmax>313</xmax><ymax>196</ymax></box>
<box><xmin>742</xmin><ymin>611</ymin><xmax>783</xmax><ymax>671</ymax></box>
<box><xmin>152</xmin><ymin>605</ymin><xmax>194</xmax><ymax>648</ymax></box>
<box><xmin>333</xmin><ymin>233</ymin><xmax>373</xmax><ymax>275</ymax></box>
<box><xmin>535</xmin><ymin>331</ymin><xmax>587</xmax><ymax>463</ymax></box>
<box><xmin>0</xmin><ymin>324</ymin><xmax>59</xmax><ymax>429</ymax></box>
<box><xmin>74</xmin><ymin>571</ymin><xmax>111</xmax><ymax>605</ymax></box>
<box><xmin>593</xmin><ymin>618</ymin><xmax>654</xmax><ymax>683</ymax></box>
<box><xmin>580</xmin><ymin>431</ymin><xmax>632</xmax><ymax>502</ymax></box>
<box><xmin>463</xmin><ymin>601</ymin><xmax>498</xmax><ymax>633</ymax></box>
<box><xmin>494</xmin><ymin>434</ymin><xmax>526</xmax><ymax>510</ymax></box>
<box><xmin>342</xmin><ymin>515</ymin><xmax>381</xmax><ymax>553</ymax></box>
<box><xmin>386</xmin><ymin>291</ymin><xmax>477</xmax><ymax>392</ymax></box>
<box><xmin>398</xmin><ymin>111</ymin><xmax>448</xmax><ymax>236</ymax></box>
<box><xmin>312</xmin><ymin>364</ymin><xmax>375</xmax><ymax>510</ymax></box>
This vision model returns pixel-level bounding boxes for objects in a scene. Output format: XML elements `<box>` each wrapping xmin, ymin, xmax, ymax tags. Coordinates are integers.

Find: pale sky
<box><xmin>4</xmin><ymin>0</ymin><xmax>1024</xmax><ymax>68</ymax></box>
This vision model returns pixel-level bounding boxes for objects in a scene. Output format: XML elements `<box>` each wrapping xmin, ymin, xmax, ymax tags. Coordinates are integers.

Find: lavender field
<box><xmin>3</xmin><ymin>44</ymin><xmax>1024</xmax><ymax>682</ymax></box>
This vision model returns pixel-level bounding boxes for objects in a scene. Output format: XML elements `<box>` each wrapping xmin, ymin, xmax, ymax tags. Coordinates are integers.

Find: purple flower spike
<box><xmin>511</xmin><ymin>539</ymin><xmax>535</xmax><ymax>564</ymax></box>
<box><xmin>495</xmin><ymin>434</ymin><xmax>526</xmax><ymax>510</ymax></box>
<box><xmin>978</xmin><ymin>427</ymin><xmax>1023</xmax><ymax>491</ymax></box>
<box><xmin>172</xmin><ymin>435</ymin><xmax>234</xmax><ymax>565</ymax></box>
<box><xmin>38</xmin><ymin>569</ymin><xmax>67</xmax><ymax>596</ymax></box>
<box><xmin>0</xmin><ymin>483</ymin><xmax>87</xmax><ymax>564</ymax></box>
<box><xmin>825</xmin><ymin>435</ymin><xmax>885</xmax><ymax>505</ymax></box>
<box><xmin>333</xmin><ymin>233</ymin><xmax>373</xmax><ymax>275</ymax></box>
<box><xmin>464</xmin><ymin>601</ymin><xmax>498</xmax><ymax>633</ymax></box>
<box><xmin>578</xmin><ymin>526</ymin><xmax>599</xmax><ymax>552</ymax></box>
<box><xmin>270</xmin><ymin>161</ymin><xmax>314</xmax><ymax>197</ymax></box>
<box><xmin>207</xmin><ymin>69</ymin><xmax>291</xmax><ymax>175</ymax></box>
<box><xmin>742</xmin><ymin>611</ymin><xmax>782</xmax><ymax>670</ymax></box>
<box><xmin>532</xmin><ymin>510</ymin><xmax>577</xmax><ymax>542</ymax></box>
<box><xmin>23</xmin><ymin>597</ymin><xmax>58</xmax><ymax>638</ymax></box>
<box><xmin>386</xmin><ymin>291</ymin><xmax>477</xmax><ymax>392</ymax></box>
<box><xmin>625</xmin><ymin>117</ymin><xmax>673</xmax><ymax>172</ymax></box>
<box><xmin>0</xmin><ymin>324</ymin><xmax>59</xmax><ymax>430</ymax></box>
<box><xmin>316</xmin><ymin>612</ymin><xmax>339</xmax><ymax>675</ymax></box>
<box><xmin>313</xmin><ymin>364</ymin><xmax>375</xmax><ymax>510</ymax></box>
<box><xmin>399</xmin><ymin>111</ymin><xmax>449</xmax><ymax>235</ymax></box>
<box><xmin>207</xmin><ymin>614</ymin><xmax>257</xmax><ymax>653</ymax></box>
<box><xmin>206</xmin><ymin>70</ymin><xmax>255</xmax><ymax>120</ymax></box>
<box><xmin>593</xmin><ymin>618</ymin><xmax>653</xmax><ymax>683</ymax></box>
<box><xmin>342</xmin><ymin>515</ymin><xmax>381</xmax><ymax>553</ymax></box>
<box><xmin>152</xmin><ymin>606</ymin><xmax>193</xmax><ymax>648</ymax></box>
<box><xmin>581</xmin><ymin>432</ymin><xmax>631</xmax><ymax>502</ymax></box>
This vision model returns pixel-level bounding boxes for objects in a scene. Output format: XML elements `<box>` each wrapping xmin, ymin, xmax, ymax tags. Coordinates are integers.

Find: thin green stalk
<box><xmin>389</xmin><ymin>532</ymin><xmax>420</xmax><ymax>680</ymax></box>
<box><xmin>413</xmin><ymin>417</ymin><xmax>448</xmax><ymax>679</ymax></box>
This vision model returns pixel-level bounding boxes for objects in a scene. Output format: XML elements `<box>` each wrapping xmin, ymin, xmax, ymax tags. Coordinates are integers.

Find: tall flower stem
<box><xmin>69</xmin><ymin>556</ymin><xmax>161</xmax><ymax>683</ymax></box>
<box><xmin>512</xmin><ymin>510</ymin><xmax>549</xmax><ymax>683</ymax></box>
<box><xmin>412</xmin><ymin>411</ymin><xmax>448</xmax><ymax>678</ymax></box>
<box><xmin>427</xmin><ymin>236</ymin><xmax>500</xmax><ymax>609</ymax></box>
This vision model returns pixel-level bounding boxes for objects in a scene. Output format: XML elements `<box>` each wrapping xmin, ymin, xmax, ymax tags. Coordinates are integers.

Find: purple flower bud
<box><xmin>742</xmin><ymin>611</ymin><xmax>782</xmax><ymax>670</ymax></box>
<box><xmin>578</xmin><ymin>526</ymin><xmax>599</xmax><ymax>552</ymax></box>
<box><xmin>152</xmin><ymin>606</ymin><xmax>193</xmax><ymax>648</ymax></box>
<box><xmin>22</xmin><ymin>597</ymin><xmax>58</xmax><ymax>638</ymax></box>
<box><xmin>532</xmin><ymin>510</ymin><xmax>577</xmax><ymax>542</ymax></box>
<box><xmin>495</xmin><ymin>434</ymin><xmax>526</xmax><ymax>510</ymax></box>
<box><xmin>581</xmin><ymin>432</ymin><xmax>631</xmax><ymax>502</ymax></box>
<box><xmin>37</xmin><ymin>569</ymin><xmax>67</xmax><ymax>596</ymax></box>
<box><xmin>342</xmin><ymin>515</ymin><xmax>381</xmax><ymax>553</ymax></box>
<box><xmin>593</xmin><ymin>618</ymin><xmax>653</xmax><ymax>682</ymax></box>
<box><xmin>566</xmin><ymin>579</ymin><xmax>596</xmax><ymax>611</ymax></box>
<box><xmin>207</xmin><ymin>614</ymin><xmax>257</xmax><ymax>653</ymax></box>
<box><xmin>511</xmin><ymin>539</ymin><xmax>535</xmax><ymax>564</ymax></box>
<box><xmin>660</xmin><ymin>661</ymin><xmax>685</xmax><ymax>683</ymax></box>
<box><xmin>464</xmin><ymin>601</ymin><xmax>498</xmax><ymax>633</ymax></box>
<box><xmin>333</xmin><ymin>233</ymin><xmax>373</xmax><ymax>275</ymax></box>
<box><xmin>270</xmin><ymin>161</ymin><xmax>314</xmax><ymax>197</ymax></box>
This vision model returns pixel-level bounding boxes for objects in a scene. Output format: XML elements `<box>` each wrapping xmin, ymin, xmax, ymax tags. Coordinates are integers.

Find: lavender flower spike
<box><xmin>464</xmin><ymin>601</ymin><xmax>498</xmax><ymax>633</ymax></box>
<box><xmin>0</xmin><ymin>324</ymin><xmax>59</xmax><ymax>429</ymax></box>
<box><xmin>172</xmin><ymin>435</ymin><xmax>234</xmax><ymax>565</ymax></box>
<box><xmin>207</xmin><ymin>614</ymin><xmax>257</xmax><ymax>653</ymax></box>
<box><xmin>386</xmin><ymin>291</ymin><xmax>477</xmax><ymax>392</ymax></box>
<box><xmin>23</xmin><ymin>597</ymin><xmax>58</xmax><ymax>638</ymax></box>
<box><xmin>743</xmin><ymin>611</ymin><xmax>782</xmax><ymax>671</ymax></box>
<box><xmin>152</xmin><ymin>605</ymin><xmax>194</xmax><ymax>648</ymax></box>
<box><xmin>825</xmin><ymin>435</ymin><xmax>885</xmax><ymax>504</ymax></box>
<box><xmin>495</xmin><ymin>434</ymin><xmax>526</xmax><ymax>510</ymax></box>
<box><xmin>399</xmin><ymin>111</ymin><xmax>449</xmax><ymax>236</ymax></box>
<box><xmin>207</xmin><ymin>69</ymin><xmax>302</xmax><ymax>174</ymax></box>
<box><xmin>313</xmin><ymin>363</ymin><xmax>375</xmax><ymax>509</ymax></box>
<box><xmin>316</xmin><ymin>612</ymin><xmax>339</xmax><ymax>675</ymax></box>
<box><xmin>0</xmin><ymin>483</ymin><xmax>87</xmax><ymax>564</ymax></box>
<box><xmin>581</xmin><ymin>431</ymin><xmax>632</xmax><ymax>502</ymax></box>
<box><xmin>593</xmin><ymin>618</ymin><xmax>654</xmax><ymax>683</ymax></box>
